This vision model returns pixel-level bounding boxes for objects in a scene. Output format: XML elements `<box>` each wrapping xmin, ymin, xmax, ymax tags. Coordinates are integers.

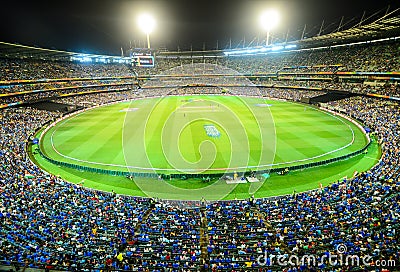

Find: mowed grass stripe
<box><xmin>122</xmin><ymin>99</ymin><xmax>157</xmax><ymax>169</ymax></box>
<box><xmin>277</xmin><ymin>124</ymin><xmax>335</xmax><ymax>153</ymax></box>
<box><xmin>145</xmin><ymin>97</ymin><xmax>180</xmax><ymax>168</ymax></box>
<box><xmin>241</xmin><ymin>113</ymin><xmax>264</xmax><ymax>166</ymax></box>
<box><xmin>275</xmin><ymin>137</ymin><xmax>317</xmax><ymax>162</ymax></box>
<box><xmin>182</xmin><ymin>100</ymin><xmax>207</xmax><ymax>166</ymax></box>
<box><xmin>207</xmin><ymin>117</ymin><xmax>232</xmax><ymax>170</ymax></box>
<box><xmin>273</xmin><ymin>107</ymin><xmax>358</xmax><ymax>158</ymax></box>
<box><xmin>53</xmin><ymin>105</ymin><xmax>124</xmax><ymax>149</ymax></box>
<box><xmin>108</xmin><ymin>149</ymin><xmax>129</xmax><ymax>172</ymax></box>
<box><xmin>239</xmin><ymin>97</ymin><xmax>267</xmax><ymax>155</ymax></box>
<box><xmin>52</xmin><ymin>113</ymin><xmax>117</xmax><ymax>144</ymax></box>
<box><xmin>45</xmin><ymin>113</ymin><xmax>117</xmax><ymax>159</ymax></box>
<box><xmin>164</xmin><ymin>100</ymin><xmax>200</xmax><ymax>169</ymax></box>
<box><xmin>290</xmin><ymin>127</ymin><xmax>349</xmax><ymax>150</ymax></box>
<box><xmin>58</xmin><ymin>112</ymin><xmax>125</xmax><ymax>159</ymax></box>
<box><xmin>182</xmin><ymin>119</ymin><xmax>202</xmax><ymax>164</ymax></box>
<box><xmin>84</xmin><ymin>129</ymin><xmax>124</xmax><ymax>165</ymax></box>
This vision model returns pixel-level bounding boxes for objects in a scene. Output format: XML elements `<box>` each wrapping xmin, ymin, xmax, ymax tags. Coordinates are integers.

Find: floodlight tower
<box><xmin>137</xmin><ymin>13</ymin><xmax>156</xmax><ymax>49</ymax></box>
<box><xmin>260</xmin><ymin>10</ymin><xmax>280</xmax><ymax>46</ymax></box>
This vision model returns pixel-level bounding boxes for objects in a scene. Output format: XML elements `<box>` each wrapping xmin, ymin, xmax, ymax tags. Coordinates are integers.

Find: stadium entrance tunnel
<box><xmin>303</xmin><ymin>90</ymin><xmax>360</xmax><ymax>104</ymax></box>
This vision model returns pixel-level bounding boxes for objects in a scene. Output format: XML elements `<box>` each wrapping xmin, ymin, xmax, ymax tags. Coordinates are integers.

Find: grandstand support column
<box><xmin>337</xmin><ymin>16</ymin><xmax>344</xmax><ymax>32</ymax></box>
<box><xmin>117</xmin><ymin>201</ymin><xmax>156</xmax><ymax>262</ymax></box>
<box><xmin>252</xmin><ymin>205</ymin><xmax>292</xmax><ymax>255</ymax></box>
<box><xmin>285</xmin><ymin>29</ymin><xmax>289</xmax><ymax>43</ymax></box>
<box><xmin>301</xmin><ymin>24</ymin><xmax>307</xmax><ymax>40</ymax></box>
<box><xmin>358</xmin><ymin>10</ymin><xmax>366</xmax><ymax>27</ymax></box>
<box><xmin>134</xmin><ymin>204</ymin><xmax>155</xmax><ymax>234</ymax></box>
<box><xmin>131</xmin><ymin>69</ymin><xmax>138</xmax><ymax>87</ymax></box>
<box><xmin>199</xmin><ymin>206</ymin><xmax>210</xmax><ymax>271</ymax></box>
<box><xmin>318</xmin><ymin>20</ymin><xmax>324</xmax><ymax>36</ymax></box>
<box><xmin>146</xmin><ymin>33</ymin><xmax>151</xmax><ymax>49</ymax></box>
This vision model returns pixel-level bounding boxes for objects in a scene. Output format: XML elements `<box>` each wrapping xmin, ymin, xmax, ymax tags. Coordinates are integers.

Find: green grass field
<box><xmin>32</xmin><ymin>95</ymin><xmax>380</xmax><ymax>200</ymax></box>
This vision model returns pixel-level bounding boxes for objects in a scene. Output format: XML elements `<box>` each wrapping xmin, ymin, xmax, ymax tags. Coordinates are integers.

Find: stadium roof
<box><xmin>0</xmin><ymin>42</ymin><xmax>76</xmax><ymax>60</ymax></box>
<box><xmin>0</xmin><ymin>9</ymin><xmax>399</xmax><ymax>60</ymax></box>
<box><xmin>298</xmin><ymin>8</ymin><xmax>400</xmax><ymax>47</ymax></box>
<box><xmin>0</xmin><ymin>42</ymin><xmax>130</xmax><ymax>62</ymax></box>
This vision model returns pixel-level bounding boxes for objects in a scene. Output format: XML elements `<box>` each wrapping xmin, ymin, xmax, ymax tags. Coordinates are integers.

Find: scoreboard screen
<box><xmin>132</xmin><ymin>54</ymin><xmax>155</xmax><ymax>67</ymax></box>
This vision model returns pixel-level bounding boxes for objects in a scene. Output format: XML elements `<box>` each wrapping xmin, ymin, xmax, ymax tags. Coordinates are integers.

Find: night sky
<box><xmin>0</xmin><ymin>0</ymin><xmax>398</xmax><ymax>55</ymax></box>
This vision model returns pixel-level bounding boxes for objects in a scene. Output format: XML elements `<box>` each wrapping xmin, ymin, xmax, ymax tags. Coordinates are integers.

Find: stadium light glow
<box><xmin>271</xmin><ymin>45</ymin><xmax>284</xmax><ymax>51</ymax></box>
<box><xmin>260</xmin><ymin>10</ymin><xmax>280</xmax><ymax>46</ymax></box>
<box><xmin>223</xmin><ymin>44</ymin><xmax>296</xmax><ymax>56</ymax></box>
<box><xmin>137</xmin><ymin>13</ymin><xmax>156</xmax><ymax>49</ymax></box>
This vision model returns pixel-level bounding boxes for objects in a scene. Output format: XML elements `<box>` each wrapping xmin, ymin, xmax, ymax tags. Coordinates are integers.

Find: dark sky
<box><xmin>0</xmin><ymin>0</ymin><xmax>398</xmax><ymax>55</ymax></box>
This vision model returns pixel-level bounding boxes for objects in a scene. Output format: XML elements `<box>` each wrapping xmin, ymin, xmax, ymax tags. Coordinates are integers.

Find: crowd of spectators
<box><xmin>223</xmin><ymin>42</ymin><xmax>399</xmax><ymax>74</ymax></box>
<box><xmin>52</xmin><ymin>89</ymin><xmax>140</xmax><ymax>107</ymax></box>
<box><xmin>0</xmin><ymin>107</ymin><xmax>155</xmax><ymax>270</ymax></box>
<box><xmin>0</xmin><ymin>59</ymin><xmax>133</xmax><ymax>81</ymax></box>
<box><xmin>3</xmin><ymin>42</ymin><xmax>385</xmax><ymax>82</ymax></box>
<box><xmin>264</xmin><ymin>80</ymin><xmax>399</xmax><ymax>97</ymax></box>
<box><xmin>1</xmin><ymin>40</ymin><xmax>399</xmax><ymax>108</ymax></box>
<box><xmin>168</xmin><ymin>86</ymin><xmax>224</xmax><ymax>96</ymax></box>
<box><xmin>202</xmin><ymin>95</ymin><xmax>400</xmax><ymax>270</ymax></box>
<box><xmin>262</xmin><ymin>88</ymin><xmax>325</xmax><ymax>101</ymax></box>
<box><xmin>0</xmin><ymin>85</ymin><xmax>135</xmax><ymax>105</ymax></box>
<box><xmin>1</xmin><ymin>93</ymin><xmax>399</xmax><ymax>271</ymax></box>
<box><xmin>0</xmin><ymin>59</ymin><xmax>136</xmax><ymax>106</ymax></box>
<box><xmin>0</xmin><ymin>79</ymin><xmax>135</xmax><ymax>96</ymax></box>
<box><xmin>139</xmin><ymin>41</ymin><xmax>400</xmax><ymax>75</ymax></box>
<box><xmin>125</xmin><ymin>203</ymin><xmax>202</xmax><ymax>270</ymax></box>
<box><xmin>0</xmin><ymin>40</ymin><xmax>399</xmax><ymax>271</ymax></box>
<box><xmin>206</xmin><ymin>200</ymin><xmax>272</xmax><ymax>270</ymax></box>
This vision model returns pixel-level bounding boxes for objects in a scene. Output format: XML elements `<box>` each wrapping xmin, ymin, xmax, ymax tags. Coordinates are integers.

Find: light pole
<box><xmin>260</xmin><ymin>10</ymin><xmax>280</xmax><ymax>46</ymax></box>
<box><xmin>137</xmin><ymin>13</ymin><xmax>156</xmax><ymax>49</ymax></box>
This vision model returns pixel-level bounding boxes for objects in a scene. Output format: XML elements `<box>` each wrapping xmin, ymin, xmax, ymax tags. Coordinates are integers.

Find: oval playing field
<box><xmin>34</xmin><ymin>95</ymin><xmax>377</xmax><ymax>200</ymax></box>
<box><xmin>39</xmin><ymin>95</ymin><xmax>369</xmax><ymax>173</ymax></box>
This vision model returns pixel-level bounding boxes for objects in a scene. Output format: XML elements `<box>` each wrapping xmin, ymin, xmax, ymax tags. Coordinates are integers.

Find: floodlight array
<box><xmin>223</xmin><ymin>44</ymin><xmax>297</xmax><ymax>56</ymax></box>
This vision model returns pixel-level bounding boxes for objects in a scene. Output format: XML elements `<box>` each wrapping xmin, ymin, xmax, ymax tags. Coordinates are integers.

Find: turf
<box><xmin>39</xmin><ymin>95</ymin><xmax>368</xmax><ymax>174</ymax></box>
<box><xmin>31</xmin><ymin>95</ymin><xmax>379</xmax><ymax>200</ymax></box>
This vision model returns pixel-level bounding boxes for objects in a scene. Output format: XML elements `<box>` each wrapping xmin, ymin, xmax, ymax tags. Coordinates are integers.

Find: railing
<box><xmin>35</xmin><ymin>139</ymin><xmax>371</xmax><ymax>179</ymax></box>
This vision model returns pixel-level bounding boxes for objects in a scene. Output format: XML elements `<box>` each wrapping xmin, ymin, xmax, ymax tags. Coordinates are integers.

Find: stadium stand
<box><xmin>127</xmin><ymin>202</ymin><xmax>202</xmax><ymax>270</ymax></box>
<box><xmin>0</xmin><ymin>36</ymin><xmax>399</xmax><ymax>271</ymax></box>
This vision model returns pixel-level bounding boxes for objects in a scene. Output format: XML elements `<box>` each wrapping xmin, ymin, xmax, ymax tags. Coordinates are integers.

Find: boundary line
<box><xmin>40</xmin><ymin>96</ymin><xmax>366</xmax><ymax>172</ymax></box>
